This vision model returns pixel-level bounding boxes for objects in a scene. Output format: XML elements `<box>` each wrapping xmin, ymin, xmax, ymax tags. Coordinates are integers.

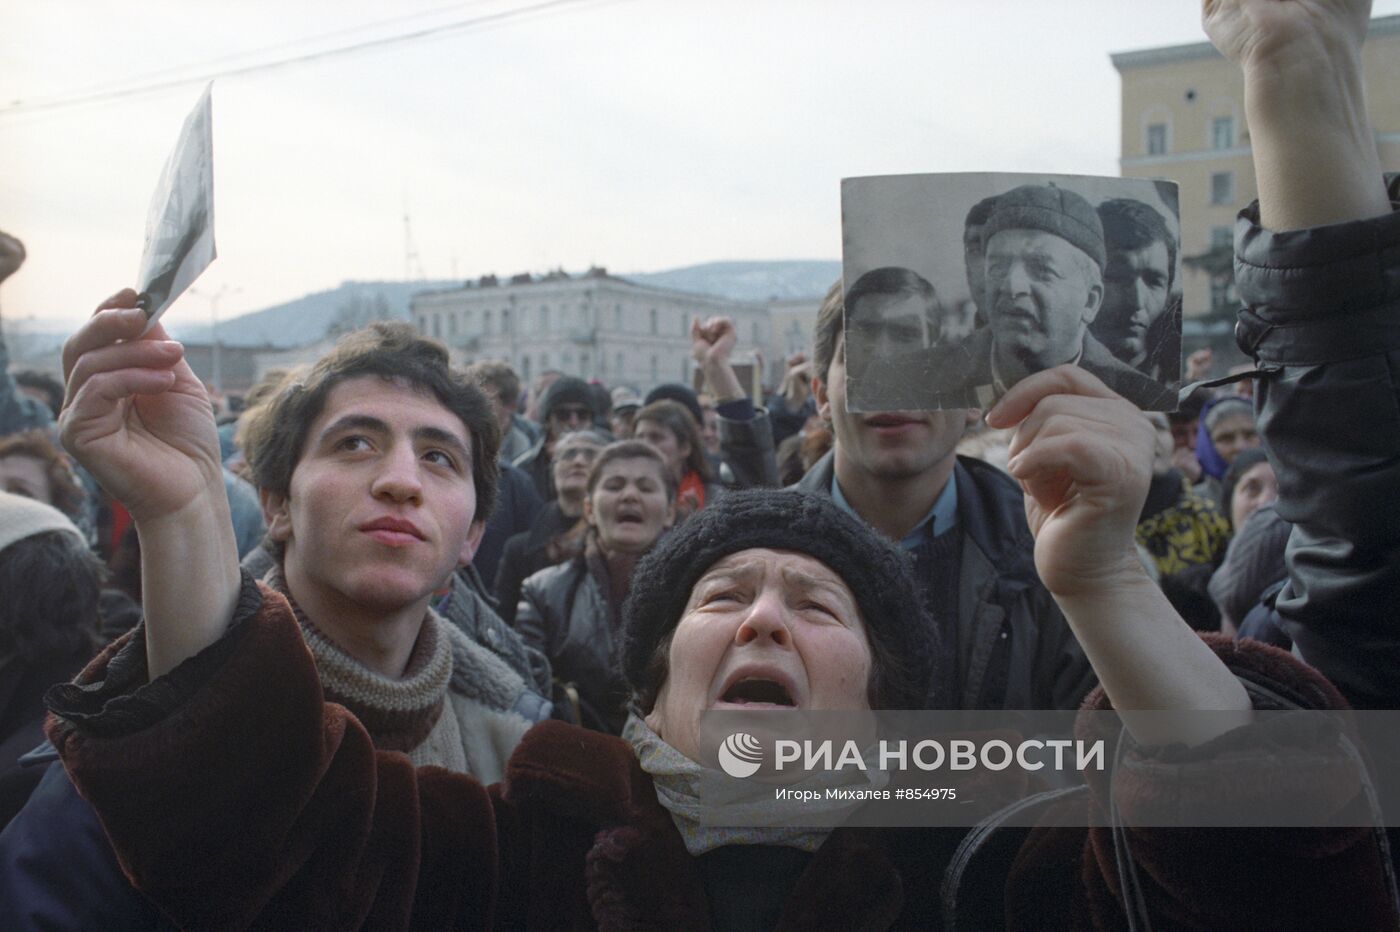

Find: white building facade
<box><xmin>411</xmin><ymin>269</ymin><xmax>778</xmax><ymax>393</ymax></box>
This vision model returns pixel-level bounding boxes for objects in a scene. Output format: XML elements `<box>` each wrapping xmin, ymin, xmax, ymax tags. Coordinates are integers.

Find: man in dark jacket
<box><xmin>798</xmin><ymin>283</ymin><xmax>1094</xmax><ymax>710</ymax></box>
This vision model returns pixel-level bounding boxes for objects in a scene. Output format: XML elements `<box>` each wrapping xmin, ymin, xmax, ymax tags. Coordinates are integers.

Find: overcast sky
<box><xmin>5</xmin><ymin>0</ymin><xmax>1400</xmax><ymax>332</ymax></box>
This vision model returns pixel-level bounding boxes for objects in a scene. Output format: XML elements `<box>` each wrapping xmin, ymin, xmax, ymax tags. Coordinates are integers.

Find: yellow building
<box><xmin>1111</xmin><ymin>14</ymin><xmax>1400</xmax><ymax>341</ymax></box>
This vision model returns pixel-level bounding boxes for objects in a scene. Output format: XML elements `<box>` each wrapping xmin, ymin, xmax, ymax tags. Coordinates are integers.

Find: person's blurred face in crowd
<box><xmin>551</xmin><ymin>432</ymin><xmax>604</xmax><ymax>504</ymax></box>
<box><xmin>611</xmin><ymin>407</ymin><xmax>638</xmax><ymax>439</ymax></box>
<box><xmin>0</xmin><ymin>454</ymin><xmax>52</xmax><ymax>506</ymax></box>
<box><xmin>700</xmin><ymin>403</ymin><xmax>721</xmax><ymax>457</ymax></box>
<box><xmin>1146</xmin><ymin>412</ymin><xmax>1175</xmax><ymax>476</ymax></box>
<box><xmin>815</xmin><ymin>332</ymin><xmax>971</xmax><ymax>484</ymax></box>
<box><xmin>584</xmin><ymin>455</ymin><xmax>674</xmax><ymax>555</ymax></box>
<box><xmin>985</xmin><ymin>229</ymin><xmax>1102</xmax><ymax>377</ymax></box>
<box><xmin>645</xmin><ymin>548</ymin><xmax>872</xmax><ymax>763</ymax></box>
<box><xmin>547</xmin><ymin>403</ymin><xmax>593</xmax><ymax>441</ymax></box>
<box><xmin>266</xmin><ymin>377</ymin><xmax>482</xmax><ymax>618</ymax></box>
<box><xmin>1230</xmin><ymin>460</ymin><xmax>1279</xmax><ymax>530</ymax></box>
<box><xmin>1210</xmin><ymin>411</ymin><xmax>1260</xmax><ymax>466</ymax></box>
<box><xmin>1169</xmin><ymin>417</ymin><xmax>1198</xmax><ymax>452</ymax></box>
<box><xmin>1099</xmin><ymin>239</ymin><xmax>1171</xmax><ymax>365</ymax></box>
<box><xmin>634</xmin><ymin>418</ymin><xmax>690</xmax><ymax>482</ymax></box>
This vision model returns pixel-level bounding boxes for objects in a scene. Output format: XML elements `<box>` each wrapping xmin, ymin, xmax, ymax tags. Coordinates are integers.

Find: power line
<box><xmin>1</xmin><ymin>0</ymin><xmax>610</xmax><ymax>119</ymax></box>
<box><xmin>13</xmin><ymin>0</ymin><xmax>503</xmax><ymax>107</ymax></box>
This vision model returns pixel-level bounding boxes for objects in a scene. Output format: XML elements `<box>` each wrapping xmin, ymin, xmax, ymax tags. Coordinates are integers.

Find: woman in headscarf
<box><xmin>1193</xmin><ymin>395</ymin><xmax>1260</xmax><ymax>502</ymax></box>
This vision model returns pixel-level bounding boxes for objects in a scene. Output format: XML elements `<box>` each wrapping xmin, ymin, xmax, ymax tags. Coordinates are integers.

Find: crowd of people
<box><xmin>0</xmin><ymin>0</ymin><xmax>1398</xmax><ymax>927</ymax></box>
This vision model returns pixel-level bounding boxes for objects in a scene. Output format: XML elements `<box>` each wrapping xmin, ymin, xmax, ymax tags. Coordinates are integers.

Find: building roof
<box><xmin>1111</xmin><ymin>13</ymin><xmax>1399</xmax><ymax>71</ymax></box>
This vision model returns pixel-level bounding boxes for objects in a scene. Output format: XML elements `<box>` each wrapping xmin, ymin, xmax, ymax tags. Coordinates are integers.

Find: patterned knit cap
<box><xmin>622</xmin><ymin>489</ymin><xmax>933</xmax><ymax>711</ymax></box>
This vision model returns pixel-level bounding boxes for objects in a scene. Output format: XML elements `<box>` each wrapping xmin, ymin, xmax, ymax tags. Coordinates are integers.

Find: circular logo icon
<box><xmin>717</xmin><ymin>732</ymin><xmax>764</xmax><ymax>778</ymax></box>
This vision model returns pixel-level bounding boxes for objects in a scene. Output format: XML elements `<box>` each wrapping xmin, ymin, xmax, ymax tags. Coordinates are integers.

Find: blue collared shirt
<box><xmin>831</xmin><ymin>468</ymin><xmax>959</xmax><ymax>550</ymax></box>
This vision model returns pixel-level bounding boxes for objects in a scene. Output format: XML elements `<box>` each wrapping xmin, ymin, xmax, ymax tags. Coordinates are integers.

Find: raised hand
<box><xmin>1202</xmin><ymin>0</ymin><xmax>1371</xmax><ymax>72</ymax></box>
<box><xmin>60</xmin><ymin>289</ymin><xmax>223</xmax><ymax>525</ymax></box>
<box><xmin>988</xmin><ymin>365</ymin><xmax>1250</xmax><ymax>730</ymax></box>
<box><xmin>690</xmin><ymin>316</ymin><xmax>738</xmax><ymax>368</ymax></box>
<box><xmin>1204</xmin><ymin>0</ymin><xmax>1387</xmax><ymax>230</ymax></box>
<box><xmin>987</xmin><ymin>365</ymin><xmax>1154</xmax><ymax>599</ymax></box>
<box><xmin>691</xmin><ymin>316</ymin><xmax>745</xmax><ymax>402</ymax></box>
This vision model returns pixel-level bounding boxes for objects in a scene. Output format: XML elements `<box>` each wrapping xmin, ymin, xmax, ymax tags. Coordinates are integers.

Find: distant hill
<box><xmin>621</xmin><ymin>260</ymin><xmax>839</xmax><ymax>303</ymax></box>
<box><xmin>168</xmin><ymin>261</ymin><xmax>839</xmax><ymax>350</ymax></box>
<box><xmin>167</xmin><ymin>280</ymin><xmax>456</xmax><ymax>348</ymax></box>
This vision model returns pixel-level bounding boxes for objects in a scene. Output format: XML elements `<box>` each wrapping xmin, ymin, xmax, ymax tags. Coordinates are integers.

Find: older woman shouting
<box><xmin>42</xmin><ymin>337</ymin><xmax>1388</xmax><ymax>930</ymax></box>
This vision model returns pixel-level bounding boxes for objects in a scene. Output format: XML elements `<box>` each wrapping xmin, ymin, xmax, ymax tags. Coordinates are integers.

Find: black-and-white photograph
<box><xmin>136</xmin><ymin>84</ymin><xmax>216</xmax><ymax>333</ymax></box>
<box><xmin>842</xmin><ymin>172</ymin><xmax>1182</xmax><ymax>412</ymax></box>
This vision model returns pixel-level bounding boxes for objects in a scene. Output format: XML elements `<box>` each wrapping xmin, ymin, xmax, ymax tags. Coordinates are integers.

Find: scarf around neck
<box><xmin>624</xmin><ymin>714</ymin><xmax>887</xmax><ymax>856</ymax></box>
<box><xmin>265</xmin><ymin>567</ymin><xmax>452</xmax><ymax>752</ymax></box>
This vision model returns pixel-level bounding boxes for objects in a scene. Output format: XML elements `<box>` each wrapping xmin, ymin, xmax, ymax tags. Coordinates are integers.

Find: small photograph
<box><xmin>841</xmin><ymin>172</ymin><xmax>1182</xmax><ymax>412</ymax></box>
<box><xmin>136</xmin><ymin>84</ymin><xmax>217</xmax><ymax>332</ymax></box>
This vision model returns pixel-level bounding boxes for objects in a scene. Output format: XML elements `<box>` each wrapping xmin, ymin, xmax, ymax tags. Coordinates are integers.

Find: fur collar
<box><xmin>503</xmin><ymin>721</ymin><xmax>909</xmax><ymax>930</ymax></box>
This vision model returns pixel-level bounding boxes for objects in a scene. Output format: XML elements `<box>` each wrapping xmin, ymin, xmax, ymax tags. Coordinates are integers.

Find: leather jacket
<box><xmin>1232</xmin><ymin>177</ymin><xmax>1400</xmax><ymax>709</ymax></box>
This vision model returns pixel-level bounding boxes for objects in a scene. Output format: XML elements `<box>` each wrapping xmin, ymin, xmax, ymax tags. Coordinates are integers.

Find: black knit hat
<box><xmin>982</xmin><ymin>183</ymin><xmax>1106</xmax><ymax>272</ymax></box>
<box><xmin>539</xmin><ymin>376</ymin><xmax>596</xmax><ymax>422</ymax></box>
<box><xmin>643</xmin><ymin>382</ymin><xmax>704</xmax><ymax>428</ymax></box>
<box><xmin>622</xmin><ymin>489</ymin><xmax>936</xmax><ymax>712</ymax></box>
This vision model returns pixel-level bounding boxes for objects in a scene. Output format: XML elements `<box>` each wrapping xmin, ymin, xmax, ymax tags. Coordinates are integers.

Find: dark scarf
<box><xmin>585</xmin><ymin>534</ymin><xmax>640</xmax><ymax>630</ymax></box>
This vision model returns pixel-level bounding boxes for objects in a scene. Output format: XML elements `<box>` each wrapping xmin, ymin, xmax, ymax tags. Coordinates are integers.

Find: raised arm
<box><xmin>1206</xmin><ymin>0</ymin><xmax>1400</xmax><ymax>707</ymax></box>
<box><xmin>59</xmin><ymin>289</ymin><xmax>239</xmax><ymax>676</ymax></box>
<box><xmin>1203</xmin><ymin>0</ymin><xmax>1390</xmax><ymax>230</ymax></box>
<box><xmin>987</xmin><ymin>366</ymin><xmax>1251</xmax><ymax>745</ymax></box>
<box><xmin>691</xmin><ymin>315</ymin><xmax>780</xmax><ymax>488</ymax></box>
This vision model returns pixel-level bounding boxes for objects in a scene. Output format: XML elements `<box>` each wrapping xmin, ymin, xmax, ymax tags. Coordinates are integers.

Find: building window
<box><xmin>1210</xmin><ymin>226</ymin><xmax>1233</xmax><ymax>250</ymax></box>
<box><xmin>521</xmin><ymin>354</ymin><xmax>532</xmax><ymax>381</ymax></box>
<box><xmin>447</xmin><ymin>314</ymin><xmax>457</xmax><ymax>338</ymax></box>
<box><xmin>541</xmin><ymin>352</ymin><xmax>550</xmax><ymax>369</ymax></box>
<box><xmin>502</xmin><ymin>308</ymin><xmax>512</xmax><ymax>334</ymax></box>
<box><xmin>751</xmin><ymin>321</ymin><xmax>761</xmax><ymax>345</ymax></box>
<box><xmin>432</xmin><ymin>314</ymin><xmax>442</xmax><ymax>339</ymax></box>
<box><xmin>649</xmin><ymin>308</ymin><xmax>658</xmax><ymax>334</ymax></box>
<box><xmin>563</xmin><ymin>351</ymin><xmax>574</xmax><ymax>371</ymax></box>
<box><xmin>415</xmin><ymin>315</ymin><xmax>426</xmax><ymax>332</ymax></box>
<box><xmin>1211</xmin><ymin>116</ymin><xmax>1234</xmax><ymax>150</ymax></box>
<box><xmin>580</xmin><ymin>352</ymin><xmax>590</xmax><ymax>374</ymax></box>
<box><xmin>680</xmin><ymin>358</ymin><xmax>688</xmax><ymax>380</ymax></box>
<box><xmin>540</xmin><ymin>306</ymin><xmax>550</xmax><ymax>331</ymax></box>
<box><xmin>616</xmin><ymin>352</ymin><xmax>624</xmax><ymax>375</ymax></box>
<box><xmin>1210</xmin><ymin>171</ymin><xmax>1234</xmax><ymax>206</ymax></box>
<box><xmin>1210</xmin><ymin>278</ymin><xmax>1237</xmax><ymax>311</ymax></box>
<box><xmin>1146</xmin><ymin>123</ymin><xmax>1167</xmax><ymax>156</ymax></box>
<box><xmin>650</xmin><ymin>355</ymin><xmax>658</xmax><ymax>383</ymax></box>
<box><xmin>614</xmin><ymin>305</ymin><xmax>622</xmax><ymax>329</ymax></box>
<box><xmin>484</xmin><ymin>310</ymin><xmax>493</xmax><ymax>334</ymax></box>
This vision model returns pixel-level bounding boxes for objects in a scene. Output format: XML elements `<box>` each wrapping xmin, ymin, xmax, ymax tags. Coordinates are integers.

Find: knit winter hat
<box><xmin>982</xmin><ymin>184</ymin><xmax>1106</xmax><ymax>272</ymax></box>
<box><xmin>622</xmin><ymin>489</ymin><xmax>935</xmax><ymax>712</ymax></box>
<box><xmin>539</xmin><ymin>376</ymin><xmax>596</xmax><ymax>422</ymax></box>
<box><xmin>643</xmin><ymin>383</ymin><xmax>704</xmax><ymax>429</ymax></box>
<box><xmin>0</xmin><ymin>490</ymin><xmax>84</xmax><ymax>554</ymax></box>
